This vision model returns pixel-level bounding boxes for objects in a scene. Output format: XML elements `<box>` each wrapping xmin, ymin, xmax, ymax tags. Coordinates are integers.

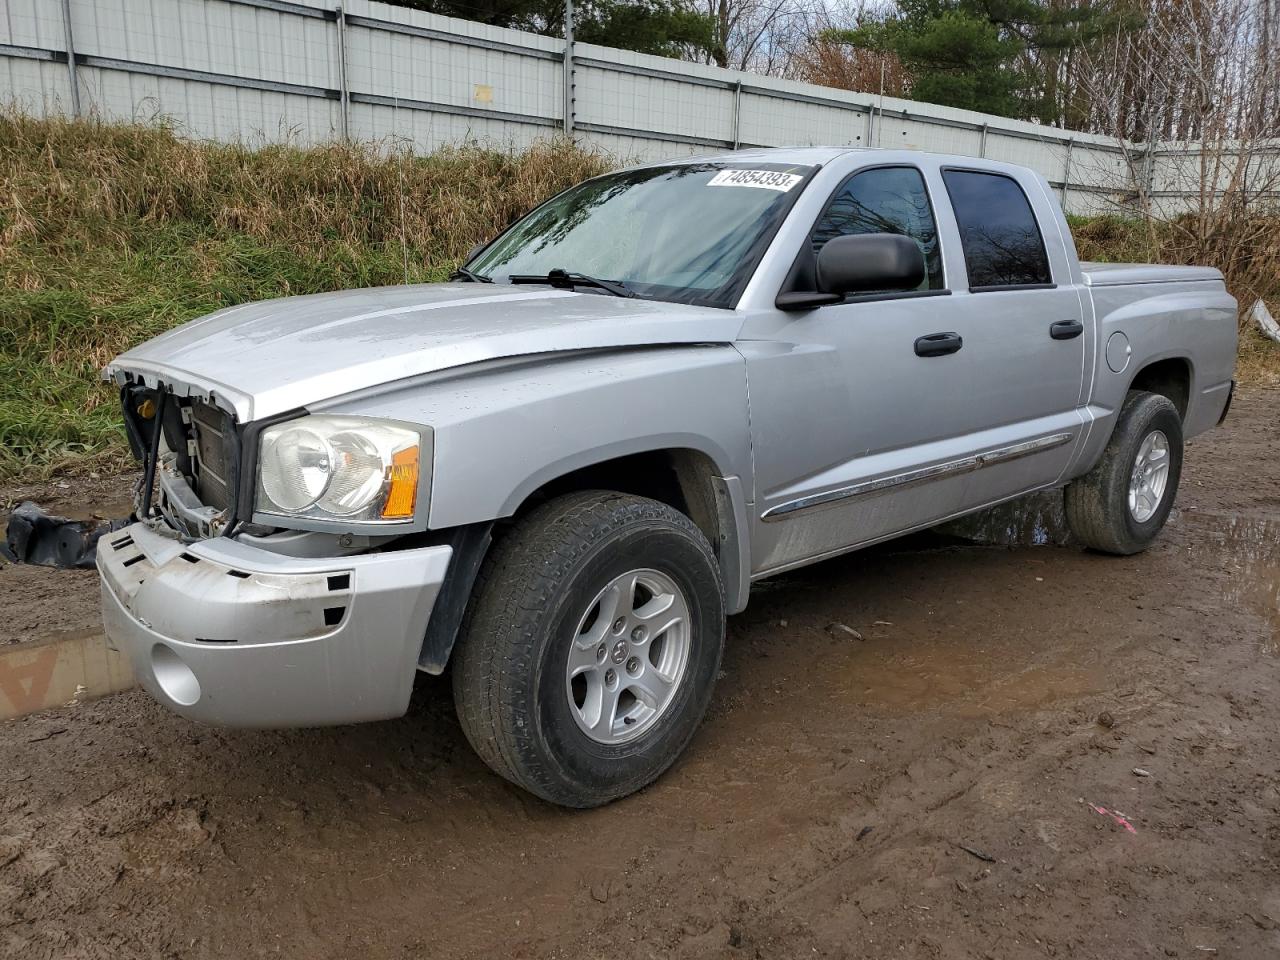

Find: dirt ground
<box><xmin>2</xmin><ymin>390</ymin><xmax>1278</xmax><ymax>960</ymax></box>
<box><xmin>0</xmin><ymin>476</ymin><xmax>134</xmax><ymax>647</ymax></box>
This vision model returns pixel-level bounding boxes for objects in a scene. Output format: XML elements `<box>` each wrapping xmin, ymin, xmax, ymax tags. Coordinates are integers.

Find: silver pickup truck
<box><xmin>97</xmin><ymin>148</ymin><xmax>1236</xmax><ymax>806</ymax></box>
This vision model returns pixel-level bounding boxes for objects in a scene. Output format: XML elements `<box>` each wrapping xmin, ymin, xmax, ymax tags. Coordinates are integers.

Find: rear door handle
<box><xmin>1050</xmin><ymin>319</ymin><xmax>1084</xmax><ymax>340</ymax></box>
<box><xmin>914</xmin><ymin>332</ymin><xmax>963</xmax><ymax>357</ymax></box>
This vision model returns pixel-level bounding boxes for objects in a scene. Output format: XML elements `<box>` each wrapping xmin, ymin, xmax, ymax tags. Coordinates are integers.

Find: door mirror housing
<box><xmin>816</xmin><ymin>233</ymin><xmax>926</xmax><ymax>296</ymax></box>
<box><xmin>775</xmin><ymin>233</ymin><xmax>930</xmax><ymax>311</ymax></box>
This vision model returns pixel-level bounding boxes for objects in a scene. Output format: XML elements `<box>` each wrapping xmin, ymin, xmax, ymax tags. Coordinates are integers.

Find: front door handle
<box><xmin>1050</xmin><ymin>319</ymin><xmax>1084</xmax><ymax>340</ymax></box>
<box><xmin>914</xmin><ymin>331</ymin><xmax>963</xmax><ymax>357</ymax></box>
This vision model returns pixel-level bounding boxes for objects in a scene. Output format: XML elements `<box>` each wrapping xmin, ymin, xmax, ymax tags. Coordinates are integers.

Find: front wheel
<box><xmin>1064</xmin><ymin>390</ymin><xmax>1184</xmax><ymax>555</ymax></box>
<box><xmin>451</xmin><ymin>491</ymin><xmax>725</xmax><ymax>807</ymax></box>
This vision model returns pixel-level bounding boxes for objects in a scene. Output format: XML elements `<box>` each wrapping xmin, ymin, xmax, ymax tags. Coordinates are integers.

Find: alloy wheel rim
<box><xmin>565</xmin><ymin>568</ymin><xmax>691</xmax><ymax>745</ymax></box>
<box><xmin>1128</xmin><ymin>429</ymin><xmax>1170</xmax><ymax>523</ymax></box>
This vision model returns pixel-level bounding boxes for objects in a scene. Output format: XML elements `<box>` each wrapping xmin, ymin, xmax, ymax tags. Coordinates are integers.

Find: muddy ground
<box><xmin>0</xmin><ymin>476</ymin><xmax>134</xmax><ymax>647</ymax></box>
<box><xmin>2</xmin><ymin>390</ymin><xmax>1278</xmax><ymax>960</ymax></box>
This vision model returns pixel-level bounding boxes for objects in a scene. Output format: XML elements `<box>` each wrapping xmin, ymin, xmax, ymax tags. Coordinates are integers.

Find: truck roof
<box><xmin>635</xmin><ymin>146</ymin><xmax>1031</xmax><ymax>176</ymax></box>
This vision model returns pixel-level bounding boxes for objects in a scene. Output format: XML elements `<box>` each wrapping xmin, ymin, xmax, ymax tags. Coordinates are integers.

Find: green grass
<box><xmin>1</xmin><ymin>114</ymin><xmax>1276</xmax><ymax>481</ymax></box>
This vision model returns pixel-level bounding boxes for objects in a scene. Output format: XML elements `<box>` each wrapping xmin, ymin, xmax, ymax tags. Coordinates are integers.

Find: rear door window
<box><xmin>942</xmin><ymin>170</ymin><xmax>1052</xmax><ymax>289</ymax></box>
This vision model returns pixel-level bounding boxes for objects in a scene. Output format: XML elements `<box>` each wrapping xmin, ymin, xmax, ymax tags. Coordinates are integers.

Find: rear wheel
<box><xmin>1064</xmin><ymin>391</ymin><xmax>1184</xmax><ymax>555</ymax></box>
<box><xmin>451</xmin><ymin>490</ymin><xmax>725</xmax><ymax>807</ymax></box>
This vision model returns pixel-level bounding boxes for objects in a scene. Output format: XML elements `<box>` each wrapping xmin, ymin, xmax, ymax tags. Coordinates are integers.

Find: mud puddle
<box><xmin>1181</xmin><ymin>512</ymin><xmax>1280</xmax><ymax>652</ymax></box>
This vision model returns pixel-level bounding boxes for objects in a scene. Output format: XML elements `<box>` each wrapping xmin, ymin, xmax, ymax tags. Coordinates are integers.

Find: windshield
<box><xmin>467</xmin><ymin>162</ymin><xmax>816</xmax><ymax>308</ymax></box>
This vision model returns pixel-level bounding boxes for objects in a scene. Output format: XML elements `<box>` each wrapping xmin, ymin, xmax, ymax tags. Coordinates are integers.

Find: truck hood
<box><xmin>105</xmin><ymin>284</ymin><xmax>744</xmax><ymax>421</ymax></box>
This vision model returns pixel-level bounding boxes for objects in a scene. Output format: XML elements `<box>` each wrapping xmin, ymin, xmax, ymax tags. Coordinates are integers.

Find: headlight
<box><xmin>256</xmin><ymin>416</ymin><xmax>423</xmax><ymax>524</ymax></box>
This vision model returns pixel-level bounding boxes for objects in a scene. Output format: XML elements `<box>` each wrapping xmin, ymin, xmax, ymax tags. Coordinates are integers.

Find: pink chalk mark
<box><xmin>1088</xmin><ymin>803</ymin><xmax>1137</xmax><ymax>833</ymax></box>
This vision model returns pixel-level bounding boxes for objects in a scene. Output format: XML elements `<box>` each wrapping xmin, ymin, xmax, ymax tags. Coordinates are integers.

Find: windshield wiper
<box><xmin>509</xmin><ymin>267</ymin><xmax>635</xmax><ymax>298</ymax></box>
<box><xmin>449</xmin><ymin>266</ymin><xmax>492</xmax><ymax>283</ymax></box>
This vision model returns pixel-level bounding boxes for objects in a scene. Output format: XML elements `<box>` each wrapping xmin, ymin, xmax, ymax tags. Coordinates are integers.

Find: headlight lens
<box><xmin>256</xmin><ymin>416</ymin><xmax>423</xmax><ymax>524</ymax></box>
<box><xmin>259</xmin><ymin>426</ymin><xmax>334</xmax><ymax>511</ymax></box>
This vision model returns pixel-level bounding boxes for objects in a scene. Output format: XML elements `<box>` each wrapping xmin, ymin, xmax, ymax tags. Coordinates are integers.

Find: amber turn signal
<box><xmin>381</xmin><ymin>445</ymin><xmax>419</xmax><ymax>519</ymax></box>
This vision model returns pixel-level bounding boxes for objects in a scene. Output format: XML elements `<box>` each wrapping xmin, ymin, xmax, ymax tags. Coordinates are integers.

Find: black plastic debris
<box><xmin>1</xmin><ymin>502</ymin><xmax>132</xmax><ymax>569</ymax></box>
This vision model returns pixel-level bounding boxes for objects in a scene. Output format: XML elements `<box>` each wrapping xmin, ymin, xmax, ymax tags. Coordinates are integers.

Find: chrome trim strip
<box><xmin>760</xmin><ymin>432</ymin><xmax>1075</xmax><ymax>522</ymax></box>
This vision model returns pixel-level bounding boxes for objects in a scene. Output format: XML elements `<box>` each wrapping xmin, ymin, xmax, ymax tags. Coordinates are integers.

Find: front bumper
<box><xmin>97</xmin><ymin>521</ymin><xmax>451</xmax><ymax>727</ymax></box>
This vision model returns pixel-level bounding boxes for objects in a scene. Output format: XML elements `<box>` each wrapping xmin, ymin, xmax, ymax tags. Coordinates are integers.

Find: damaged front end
<box><xmin>3</xmin><ymin>376</ymin><xmax>246</xmax><ymax>568</ymax></box>
<box><xmin>116</xmin><ymin>376</ymin><xmax>244</xmax><ymax>542</ymax></box>
<box><xmin>88</xmin><ymin>372</ymin><xmax>455</xmax><ymax>728</ymax></box>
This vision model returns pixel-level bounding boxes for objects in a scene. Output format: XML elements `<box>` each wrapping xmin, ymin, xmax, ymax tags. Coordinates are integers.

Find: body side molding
<box><xmin>761</xmin><ymin>432</ymin><xmax>1075</xmax><ymax>522</ymax></box>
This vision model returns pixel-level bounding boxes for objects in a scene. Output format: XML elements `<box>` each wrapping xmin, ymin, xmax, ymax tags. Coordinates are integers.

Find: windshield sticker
<box><xmin>707</xmin><ymin>169</ymin><xmax>804</xmax><ymax>192</ymax></box>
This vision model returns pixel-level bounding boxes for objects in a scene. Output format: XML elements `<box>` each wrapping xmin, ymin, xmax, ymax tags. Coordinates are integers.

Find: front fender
<box><xmin>318</xmin><ymin>344</ymin><xmax>754</xmax><ymax>581</ymax></box>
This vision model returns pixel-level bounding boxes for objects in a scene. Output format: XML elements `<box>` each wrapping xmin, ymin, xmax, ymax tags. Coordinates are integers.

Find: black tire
<box><xmin>1064</xmin><ymin>390</ymin><xmax>1184</xmax><ymax>555</ymax></box>
<box><xmin>451</xmin><ymin>490</ymin><xmax>725</xmax><ymax>807</ymax></box>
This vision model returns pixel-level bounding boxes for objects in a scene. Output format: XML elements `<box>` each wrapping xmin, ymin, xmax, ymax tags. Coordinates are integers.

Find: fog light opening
<box><xmin>151</xmin><ymin>644</ymin><xmax>201</xmax><ymax>706</ymax></box>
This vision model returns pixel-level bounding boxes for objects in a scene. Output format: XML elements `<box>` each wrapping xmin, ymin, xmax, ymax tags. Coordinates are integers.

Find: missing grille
<box><xmin>327</xmin><ymin>574</ymin><xmax>350</xmax><ymax>592</ymax></box>
<box><xmin>180</xmin><ymin>552</ymin><xmax>200</xmax><ymax>563</ymax></box>
<box><xmin>122</xmin><ymin>555</ymin><xmax>145</xmax><ymax>568</ymax></box>
<box><xmin>323</xmin><ymin>607</ymin><xmax>346</xmax><ymax>627</ymax></box>
<box><xmin>188</xmin><ymin>399</ymin><xmax>233</xmax><ymax>511</ymax></box>
<box><xmin>227</xmin><ymin>569</ymin><xmax>251</xmax><ymax>579</ymax></box>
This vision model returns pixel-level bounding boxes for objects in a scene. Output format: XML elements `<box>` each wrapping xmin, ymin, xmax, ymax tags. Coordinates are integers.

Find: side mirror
<box><xmin>465</xmin><ymin>242</ymin><xmax>486</xmax><ymax>262</ymax></box>
<box><xmin>775</xmin><ymin>233</ymin><xmax>928</xmax><ymax>311</ymax></box>
<box><xmin>817</xmin><ymin>233</ymin><xmax>926</xmax><ymax>296</ymax></box>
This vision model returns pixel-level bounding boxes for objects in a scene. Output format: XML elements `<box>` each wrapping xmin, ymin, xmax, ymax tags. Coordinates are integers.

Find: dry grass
<box><xmin>1070</xmin><ymin>213</ymin><xmax>1280</xmax><ymax>383</ymax></box>
<box><xmin>0</xmin><ymin>113</ymin><xmax>610</xmax><ymax>479</ymax></box>
<box><xmin>1</xmin><ymin>114</ymin><xmax>1276</xmax><ymax>481</ymax></box>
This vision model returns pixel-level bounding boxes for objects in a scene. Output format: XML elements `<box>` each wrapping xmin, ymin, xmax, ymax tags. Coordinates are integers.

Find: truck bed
<box><xmin>1081</xmin><ymin>262</ymin><xmax>1224</xmax><ymax>286</ymax></box>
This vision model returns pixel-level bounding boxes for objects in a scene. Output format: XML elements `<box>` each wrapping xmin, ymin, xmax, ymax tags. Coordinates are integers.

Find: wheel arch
<box><xmin>1126</xmin><ymin>355</ymin><xmax>1193</xmax><ymax>419</ymax></box>
<box><xmin>505</xmin><ymin>445</ymin><xmax>751</xmax><ymax>616</ymax></box>
<box><xmin>417</xmin><ymin>445</ymin><xmax>751</xmax><ymax>675</ymax></box>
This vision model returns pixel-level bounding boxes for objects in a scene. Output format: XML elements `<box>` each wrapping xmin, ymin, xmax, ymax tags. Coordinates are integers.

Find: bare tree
<box><xmin>1075</xmin><ymin>0</ymin><xmax>1279</xmax><ymax>142</ymax></box>
<box><xmin>701</xmin><ymin>0</ymin><xmax>843</xmax><ymax>74</ymax></box>
<box><xmin>788</xmin><ymin>0</ymin><xmax>909</xmax><ymax>90</ymax></box>
<box><xmin>1075</xmin><ymin>0</ymin><xmax>1280</xmax><ymax>329</ymax></box>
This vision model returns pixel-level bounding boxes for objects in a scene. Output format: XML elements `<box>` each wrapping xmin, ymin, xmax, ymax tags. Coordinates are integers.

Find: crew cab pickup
<box><xmin>97</xmin><ymin>148</ymin><xmax>1237</xmax><ymax>806</ymax></box>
